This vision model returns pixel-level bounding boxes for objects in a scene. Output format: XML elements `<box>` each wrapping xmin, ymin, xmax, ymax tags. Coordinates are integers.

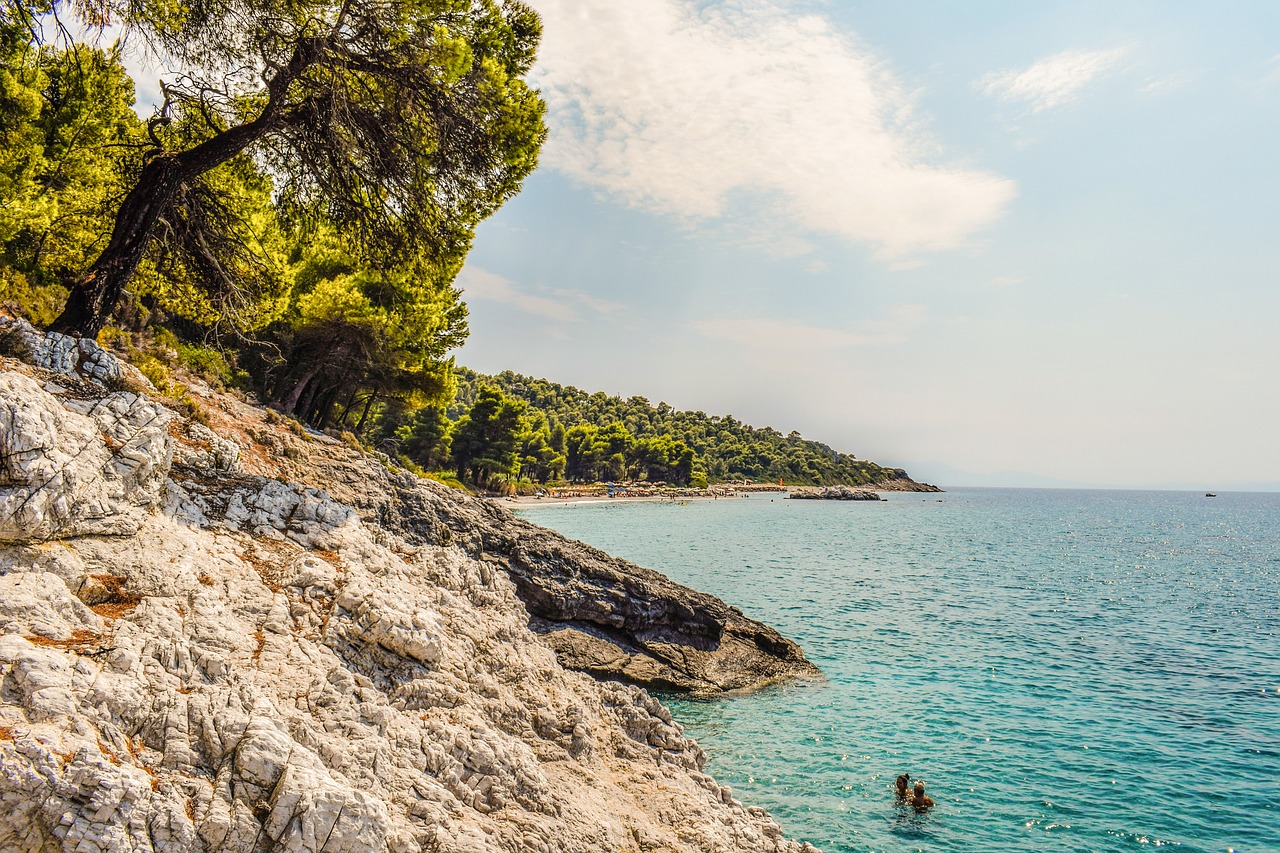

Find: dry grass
<box><xmin>25</xmin><ymin>629</ymin><xmax>103</xmax><ymax>652</ymax></box>
<box><xmin>252</xmin><ymin>628</ymin><xmax>266</xmax><ymax>663</ymax></box>
<box><xmin>96</xmin><ymin>737</ymin><xmax>120</xmax><ymax>765</ymax></box>
<box><xmin>84</xmin><ymin>574</ymin><xmax>142</xmax><ymax>620</ymax></box>
<box><xmin>197</xmin><ymin>574</ymin><xmax>214</xmax><ymax>587</ymax></box>
<box><xmin>0</xmin><ymin>726</ymin><xmax>15</xmax><ymax>741</ymax></box>
<box><xmin>169</xmin><ymin>419</ymin><xmax>212</xmax><ymax>451</ymax></box>
<box><xmin>90</xmin><ymin>600</ymin><xmax>139</xmax><ymax>620</ymax></box>
<box><xmin>244</xmin><ymin>541</ymin><xmax>292</xmax><ymax>593</ymax></box>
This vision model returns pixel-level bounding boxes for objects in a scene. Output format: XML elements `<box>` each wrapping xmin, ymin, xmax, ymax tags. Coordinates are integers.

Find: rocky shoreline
<box><xmin>787</xmin><ymin>486</ymin><xmax>883</xmax><ymax>501</ymax></box>
<box><xmin>0</xmin><ymin>317</ymin><xmax>819</xmax><ymax>852</ymax></box>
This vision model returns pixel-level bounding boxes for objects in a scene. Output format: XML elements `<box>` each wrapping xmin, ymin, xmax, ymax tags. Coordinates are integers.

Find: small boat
<box><xmin>1205</xmin><ymin>493</ymin><xmax>1217</xmax><ymax>498</ymax></box>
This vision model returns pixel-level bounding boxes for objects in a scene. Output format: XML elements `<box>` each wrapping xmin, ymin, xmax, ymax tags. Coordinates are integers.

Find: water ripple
<box><xmin>520</xmin><ymin>489</ymin><xmax>1280</xmax><ymax>852</ymax></box>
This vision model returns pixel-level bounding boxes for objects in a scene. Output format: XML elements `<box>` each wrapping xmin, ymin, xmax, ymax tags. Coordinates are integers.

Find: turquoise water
<box><xmin>516</xmin><ymin>489</ymin><xmax>1280</xmax><ymax>852</ymax></box>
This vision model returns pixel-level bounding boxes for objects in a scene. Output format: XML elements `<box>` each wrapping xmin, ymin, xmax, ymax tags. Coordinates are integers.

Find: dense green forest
<box><xmin>1</xmin><ymin>0</ymin><xmax>543</xmax><ymax>436</ymax></box>
<box><xmin>383</xmin><ymin>367</ymin><xmax>910</xmax><ymax>490</ymax></box>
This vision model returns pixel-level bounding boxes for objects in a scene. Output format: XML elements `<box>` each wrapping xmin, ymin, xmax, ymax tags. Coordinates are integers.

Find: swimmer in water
<box><xmin>894</xmin><ymin>773</ymin><xmax>911</xmax><ymax>800</ymax></box>
<box><xmin>909</xmin><ymin>781</ymin><xmax>934</xmax><ymax>811</ymax></box>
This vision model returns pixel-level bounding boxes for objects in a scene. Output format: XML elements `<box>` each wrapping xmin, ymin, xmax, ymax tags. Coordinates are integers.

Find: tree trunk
<box><xmin>50</xmin><ymin>157</ymin><xmax>184</xmax><ymax>337</ymax></box>
<box><xmin>354</xmin><ymin>390</ymin><xmax>378</xmax><ymax>435</ymax></box>
<box><xmin>47</xmin><ymin>37</ymin><xmax>325</xmax><ymax>337</ymax></box>
<box><xmin>281</xmin><ymin>363</ymin><xmax>322</xmax><ymax>414</ymax></box>
<box><xmin>295</xmin><ymin>377</ymin><xmax>322</xmax><ymax>422</ymax></box>
<box><xmin>313</xmin><ymin>386</ymin><xmax>342</xmax><ymax>428</ymax></box>
<box><xmin>335</xmin><ymin>388</ymin><xmax>360</xmax><ymax>426</ymax></box>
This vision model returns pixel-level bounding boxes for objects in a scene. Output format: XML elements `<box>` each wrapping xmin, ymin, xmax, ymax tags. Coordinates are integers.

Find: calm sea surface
<box><xmin>515</xmin><ymin>489</ymin><xmax>1280</xmax><ymax>853</ymax></box>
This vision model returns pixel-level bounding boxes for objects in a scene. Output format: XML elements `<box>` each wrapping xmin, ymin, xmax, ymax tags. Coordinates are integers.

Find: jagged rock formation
<box><xmin>0</xmin><ymin>319</ymin><xmax>819</xmax><ymax>852</ymax></box>
<box><xmin>788</xmin><ymin>486</ymin><xmax>883</xmax><ymax>501</ymax></box>
<box><xmin>345</xmin><ymin>485</ymin><xmax>818</xmax><ymax>695</ymax></box>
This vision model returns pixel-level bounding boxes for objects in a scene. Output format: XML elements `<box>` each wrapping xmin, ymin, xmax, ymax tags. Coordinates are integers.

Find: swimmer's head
<box><xmin>896</xmin><ymin>773</ymin><xmax>910</xmax><ymax>790</ymax></box>
<box><xmin>913</xmin><ymin>782</ymin><xmax>925</xmax><ymax>796</ymax></box>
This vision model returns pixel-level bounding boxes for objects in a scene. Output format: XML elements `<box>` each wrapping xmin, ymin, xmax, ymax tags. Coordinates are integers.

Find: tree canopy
<box><xmin>2</xmin><ymin>0</ymin><xmax>543</xmax><ymax>434</ymax></box>
<box><xmin>377</xmin><ymin>367</ymin><xmax>911</xmax><ymax>490</ymax></box>
<box><xmin>13</xmin><ymin>0</ymin><xmax>544</xmax><ymax>336</ymax></box>
<box><xmin>449</xmin><ymin>368</ymin><xmax>909</xmax><ymax>486</ymax></box>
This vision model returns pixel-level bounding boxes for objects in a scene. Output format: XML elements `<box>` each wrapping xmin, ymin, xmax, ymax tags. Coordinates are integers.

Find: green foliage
<box><xmin>37</xmin><ymin>0</ymin><xmax>546</xmax><ymax>336</ymax></box>
<box><xmin>0</xmin><ymin>33</ymin><xmax>143</xmax><ymax>316</ymax></box>
<box><xmin>130</xmin><ymin>142</ymin><xmax>291</xmax><ymax>333</ymax></box>
<box><xmin>451</xmin><ymin>384</ymin><xmax>525</xmax><ymax>487</ymax></box>
<box><xmin>396</xmin><ymin>404</ymin><xmax>453</xmax><ymax>472</ymax></box>
<box><xmin>256</xmin><ymin>225</ymin><xmax>467</xmax><ymax>431</ymax></box>
<box><xmin>452</xmin><ymin>368</ymin><xmax>905</xmax><ymax>487</ymax></box>
<box><xmin>0</xmin><ymin>267</ymin><xmax>65</xmax><ymax>325</ymax></box>
<box><xmin>0</xmin><ymin>2</ymin><xmax>539</xmax><ymax>468</ymax></box>
<box><xmin>398</xmin><ymin>365</ymin><xmax>902</xmax><ymax>490</ymax></box>
<box><xmin>421</xmin><ymin>469</ymin><xmax>469</xmax><ymax>493</ymax></box>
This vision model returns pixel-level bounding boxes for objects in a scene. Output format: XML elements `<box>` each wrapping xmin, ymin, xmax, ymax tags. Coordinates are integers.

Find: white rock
<box><xmin>0</xmin><ymin>374</ymin><xmax>172</xmax><ymax>542</ymax></box>
<box><xmin>174</xmin><ymin>423</ymin><xmax>242</xmax><ymax>476</ymax></box>
<box><xmin>0</xmin><ymin>353</ymin><xmax>816</xmax><ymax>853</ymax></box>
<box><xmin>0</xmin><ymin>315</ymin><xmax>152</xmax><ymax>390</ymax></box>
<box><xmin>0</xmin><ymin>571</ymin><xmax>103</xmax><ymax>640</ymax></box>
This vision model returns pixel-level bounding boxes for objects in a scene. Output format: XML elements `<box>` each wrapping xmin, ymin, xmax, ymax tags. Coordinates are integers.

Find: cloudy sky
<box><xmin>455</xmin><ymin>1</ymin><xmax>1280</xmax><ymax>490</ymax></box>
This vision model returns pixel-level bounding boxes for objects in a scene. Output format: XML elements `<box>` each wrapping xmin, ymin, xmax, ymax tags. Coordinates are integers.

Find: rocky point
<box><xmin>0</xmin><ymin>317</ymin><xmax>819</xmax><ymax>853</ymax></box>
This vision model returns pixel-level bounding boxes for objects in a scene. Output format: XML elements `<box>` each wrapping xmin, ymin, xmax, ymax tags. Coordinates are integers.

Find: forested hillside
<box><xmin>383</xmin><ymin>367</ymin><xmax>914</xmax><ymax>490</ymax></box>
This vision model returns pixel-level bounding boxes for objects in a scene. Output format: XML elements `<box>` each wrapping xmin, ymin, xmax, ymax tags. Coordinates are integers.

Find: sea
<box><xmin>514</xmin><ymin>488</ymin><xmax>1280</xmax><ymax>853</ymax></box>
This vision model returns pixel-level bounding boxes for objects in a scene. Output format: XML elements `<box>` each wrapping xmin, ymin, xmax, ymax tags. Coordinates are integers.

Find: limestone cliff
<box><xmin>0</xmin><ymin>319</ymin><xmax>819</xmax><ymax>852</ymax></box>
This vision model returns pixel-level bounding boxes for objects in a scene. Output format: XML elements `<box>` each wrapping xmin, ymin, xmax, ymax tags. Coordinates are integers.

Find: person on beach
<box><xmin>894</xmin><ymin>773</ymin><xmax>911</xmax><ymax>800</ymax></box>
<box><xmin>908</xmin><ymin>781</ymin><xmax>934</xmax><ymax>811</ymax></box>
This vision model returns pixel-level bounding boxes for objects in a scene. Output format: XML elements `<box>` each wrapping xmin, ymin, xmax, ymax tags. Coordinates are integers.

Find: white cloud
<box><xmin>555</xmin><ymin>289</ymin><xmax>625</xmax><ymax>316</ymax></box>
<box><xmin>979</xmin><ymin>47</ymin><xmax>1127</xmax><ymax>112</ymax></box>
<box><xmin>690</xmin><ymin>304</ymin><xmax>926</xmax><ymax>350</ymax></box>
<box><xmin>458</xmin><ymin>267</ymin><xmax>576</xmax><ymax>322</ymax></box>
<box><xmin>458</xmin><ymin>266</ymin><xmax>621</xmax><ymax>322</ymax></box>
<box><xmin>1140</xmin><ymin>71</ymin><xmax>1196</xmax><ymax>96</ymax></box>
<box><xmin>528</xmin><ymin>0</ymin><xmax>1015</xmax><ymax>259</ymax></box>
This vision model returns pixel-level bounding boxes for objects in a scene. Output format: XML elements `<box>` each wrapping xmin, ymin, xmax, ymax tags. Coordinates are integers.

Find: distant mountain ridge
<box><xmin>456</xmin><ymin>367</ymin><xmax>936</xmax><ymax>489</ymax></box>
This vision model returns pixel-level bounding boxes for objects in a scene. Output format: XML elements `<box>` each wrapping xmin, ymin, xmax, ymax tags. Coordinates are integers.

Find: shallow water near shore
<box><xmin>516</xmin><ymin>488</ymin><xmax>1280</xmax><ymax>852</ymax></box>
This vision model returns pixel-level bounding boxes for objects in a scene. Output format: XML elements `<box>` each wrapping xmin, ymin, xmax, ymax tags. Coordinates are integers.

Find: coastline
<box><xmin>0</xmin><ymin>319</ymin><xmax>821</xmax><ymax>852</ymax></box>
<box><xmin>501</xmin><ymin>492</ymin><xmax>761</xmax><ymax>509</ymax></box>
<box><xmin>501</xmin><ymin>479</ymin><xmax>939</xmax><ymax>509</ymax></box>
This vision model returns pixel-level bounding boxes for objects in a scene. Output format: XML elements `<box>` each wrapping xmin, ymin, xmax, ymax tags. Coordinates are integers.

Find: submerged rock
<box><xmin>0</xmin><ymin>328</ymin><xmax>821</xmax><ymax>852</ymax></box>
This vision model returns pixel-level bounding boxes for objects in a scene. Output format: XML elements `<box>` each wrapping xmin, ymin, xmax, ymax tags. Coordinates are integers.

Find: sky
<box><xmin>107</xmin><ymin>1</ymin><xmax>1280</xmax><ymax>490</ymax></box>
<box><xmin>446</xmin><ymin>0</ymin><xmax>1280</xmax><ymax>490</ymax></box>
